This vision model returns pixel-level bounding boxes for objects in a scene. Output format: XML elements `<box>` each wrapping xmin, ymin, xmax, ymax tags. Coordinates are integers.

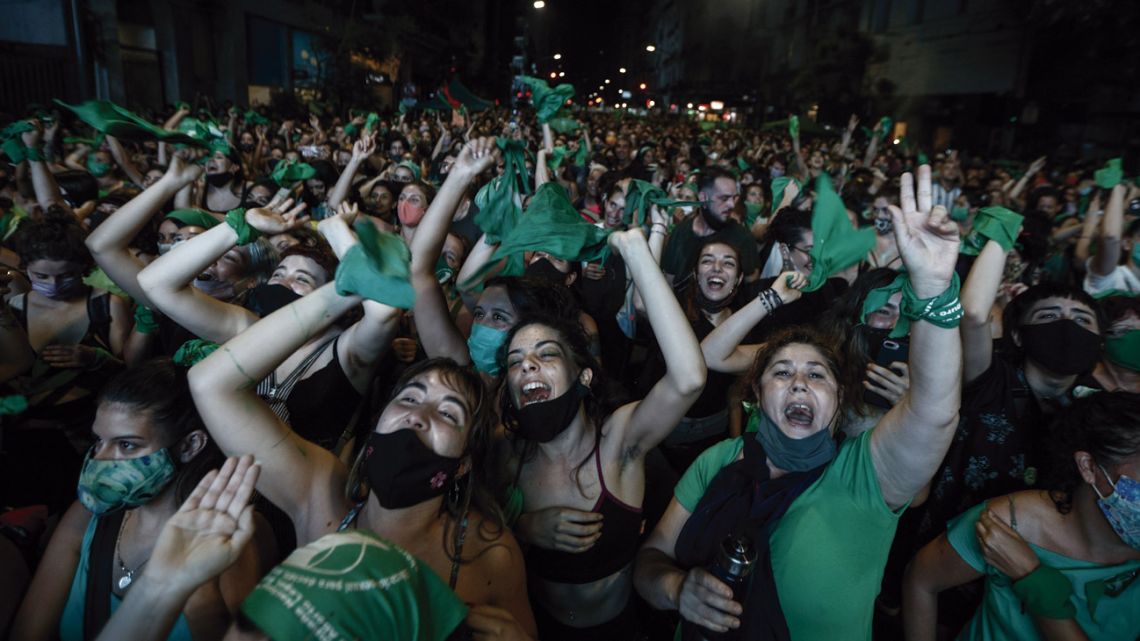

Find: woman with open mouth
<box><xmin>634</xmin><ymin>165</ymin><xmax>965</xmax><ymax>641</ymax></box>
<box><xmin>494</xmin><ymin>228</ymin><xmax>706</xmax><ymax>640</ymax></box>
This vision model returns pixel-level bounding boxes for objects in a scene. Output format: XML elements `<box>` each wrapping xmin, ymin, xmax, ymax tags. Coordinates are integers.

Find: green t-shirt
<box><xmin>674</xmin><ymin>430</ymin><xmax>902</xmax><ymax>641</ymax></box>
<box><xmin>240</xmin><ymin>530</ymin><xmax>468</xmax><ymax>641</ymax></box>
<box><xmin>947</xmin><ymin>502</ymin><xmax>1140</xmax><ymax>641</ymax></box>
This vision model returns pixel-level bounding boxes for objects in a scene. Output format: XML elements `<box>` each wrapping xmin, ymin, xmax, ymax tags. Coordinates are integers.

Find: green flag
<box><xmin>55</xmin><ymin>99</ymin><xmax>209</xmax><ymax>148</ymax></box>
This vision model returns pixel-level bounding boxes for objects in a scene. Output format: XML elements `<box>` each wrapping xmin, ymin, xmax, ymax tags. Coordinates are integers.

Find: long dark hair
<box><xmin>498</xmin><ymin>314</ymin><xmax>628</xmax><ymax>499</ymax></box>
<box><xmin>97</xmin><ymin>359</ymin><xmax>222</xmax><ymax>503</ymax></box>
<box><xmin>347</xmin><ymin>358</ymin><xmax>503</xmax><ymax>564</ymax></box>
<box><xmin>1042</xmin><ymin>391</ymin><xmax>1140</xmax><ymax>514</ymax></box>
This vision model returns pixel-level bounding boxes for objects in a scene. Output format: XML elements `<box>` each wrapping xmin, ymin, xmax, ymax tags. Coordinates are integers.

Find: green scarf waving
<box><xmin>490</xmin><ymin>183</ymin><xmax>611</xmax><ymax>273</ymax></box>
<box><xmin>519</xmin><ymin>76</ymin><xmax>575</xmax><ymax>124</ymax></box>
<box><xmin>54</xmin><ymin>99</ymin><xmax>209</xmax><ymax>148</ymax></box>
<box><xmin>472</xmin><ymin>137</ymin><xmax>532</xmax><ymax>245</ymax></box>
<box><xmin>803</xmin><ymin>173</ymin><xmax>876</xmax><ymax>292</ymax></box>
<box><xmin>622</xmin><ymin>179</ymin><xmax>701</xmax><ymax>227</ymax></box>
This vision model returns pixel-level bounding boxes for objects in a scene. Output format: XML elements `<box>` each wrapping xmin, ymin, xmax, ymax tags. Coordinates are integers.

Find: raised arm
<box><xmin>188</xmin><ymin>281</ymin><xmax>353</xmax><ymax>518</ymax></box>
<box><xmin>316</xmin><ymin>204</ymin><xmax>400</xmax><ymax>391</ymax></box>
<box><xmin>960</xmin><ymin>239</ymin><xmax>1006</xmax><ymax>383</ymax></box>
<box><xmin>409</xmin><ymin>137</ymin><xmax>498</xmax><ymax>363</ymax></box>
<box><xmin>86</xmin><ymin>157</ymin><xmax>202</xmax><ymax>307</ymax></box>
<box><xmin>20</xmin><ymin>124</ymin><xmax>69</xmax><ymax>212</ymax></box>
<box><xmin>608</xmin><ymin>230</ymin><xmax>706</xmax><ymax>452</ymax></box>
<box><xmin>534</xmin><ymin>148</ymin><xmax>551</xmax><ymax>189</ymax></box>
<box><xmin>138</xmin><ymin>201</ymin><xmax>308</xmax><ymax>342</ymax></box>
<box><xmin>863</xmin><ymin>122</ymin><xmax>883</xmax><ymax>168</ymax></box>
<box><xmin>836</xmin><ymin>114</ymin><xmax>858</xmax><ymax>159</ymax></box>
<box><xmin>700</xmin><ymin>272</ymin><xmax>805</xmax><ymax>374</ymax></box>
<box><xmin>1006</xmin><ymin>156</ymin><xmax>1046</xmax><ymax>204</ymax></box>
<box><xmin>327</xmin><ymin>134</ymin><xmax>376</xmax><ymax>211</ymax></box>
<box><xmin>105</xmin><ymin>135</ymin><xmax>145</xmax><ymax>186</ymax></box>
<box><xmin>1089</xmin><ymin>184</ymin><xmax>1126</xmax><ymax>277</ymax></box>
<box><xmin>869</xmin><ymin>165</ymin><xmax>963</xmax><ymax>510</ymax></box>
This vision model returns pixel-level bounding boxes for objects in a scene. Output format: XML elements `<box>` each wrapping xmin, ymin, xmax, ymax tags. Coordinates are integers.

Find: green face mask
<box><xmin>434</xmin><ymin>253</ymin><xmax>454</xmax><ymax>285</ymax></box>
<box><xmin>87</xmin><ymin>155</ymin><xmax>111</xmax><ymax>178</ymax></box>
<box><xmin>1106</xmin><ymin>330</ymin><xmax>1140</xmax><ymax>372</ymax></box>
<box><xmin>950</xmin><ymin>206</ymin><xmax>970</xmax><ymax>222</ymax></box>
<box><xmin>77</xmin><ymin>447</ymin><xmax>177</xmax><ymax>515</ymax></box>
<box><xmin>466</xmin><ymin>323</ymin><xmax>507</xmax><ymax>376</ymax></box>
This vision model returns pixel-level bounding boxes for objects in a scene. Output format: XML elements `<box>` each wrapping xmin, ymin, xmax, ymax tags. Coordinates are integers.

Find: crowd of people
<box><xmin>0</xmin><ymin>85</ymin><xmax>1137</xmax><ymax>641</ymax></box>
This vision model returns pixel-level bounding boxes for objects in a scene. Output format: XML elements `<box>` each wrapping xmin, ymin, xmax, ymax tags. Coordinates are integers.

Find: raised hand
<box><xmin>351</xmin><ymin>134</ymin><xmax>377</xmax><ymax>163</ymax></box>
<box><xmin>847</xmin><ymin>114</ymin><xmax>860</xmax><ymax>132</ymax></box>
<box><xmin>142</xmin><ymin>456</ymin><xmax>260</xmax><ymax>594</ymax></box>
<box><xmin>1027</xmin><ymin>156</ymin><xmax>1047</xmax><ymax>176</ymax></box>
<box><xmin>245</xmin><ymin>198</ymin><xmax>310</xmax><ymax>235</ymax></box>
<box><xmin>771</xmin><ymin>271</ymin><xmax>807</xmax><ymax>305</ymax></box>
<box><xmin>20</xmin><ymin>120</ymin><xmax>43</xmax><ymax>147</ymax></box>
<box><xmin>163</xmin><ymin>154</ymin><xmax>203</xmax><ymax>188</ymax></box>
<box><xmin>607</xmin><ymin>227</ymin><xmax>648</xmax><ymax>256</ymax></box>
<box><xmin>452</xmin><ymin>136</ymin><xmax>499</xmax><ymax>180</ymax></box>
<box><xmin>891</xmin><ymin>165</ymin><xmax>960</xmax><ymax>298</ymax></box>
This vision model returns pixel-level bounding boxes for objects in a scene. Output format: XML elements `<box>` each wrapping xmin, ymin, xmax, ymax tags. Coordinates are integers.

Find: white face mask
<box><xmin>170</xmin><ymin>239</ymin><xmax>187</xmax><ymax>252</ymax></box>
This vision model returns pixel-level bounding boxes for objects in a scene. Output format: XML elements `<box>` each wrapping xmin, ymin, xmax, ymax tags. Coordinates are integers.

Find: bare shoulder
<box><xmin>983</xmin><ymin>490</ymin><xmax>1062</xmax><ymax>543</ymax></box>
<box><xmin>464</xmin><ymin>508</ymin><xmax>524</xmax><ymax>572</ymax></box>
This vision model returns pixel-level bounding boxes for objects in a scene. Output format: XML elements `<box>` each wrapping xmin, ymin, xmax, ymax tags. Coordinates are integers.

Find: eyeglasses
<box><xmin>789</xmin><ymin>245</ymin><xmax>813</xmax><ymax>257</ymax></box>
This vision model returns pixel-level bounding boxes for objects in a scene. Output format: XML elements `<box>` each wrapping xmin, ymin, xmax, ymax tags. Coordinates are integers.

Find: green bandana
<box><xmin>470</xmin><ymin>138</ymin><xmax>532</xmax><ymax>254</ymax></box>
<box><xmin>224</xmin><ymin>208</ymin><xmax>258</xmax><ymax>246</ymax></box>
<box><xmin>365</xmin><ymin>112</ymin><xmax>381</xmax><ymax>134</ymax></box>
<box><xmin>270</xmin><ymin>160</ymin><xmax>317</xmax><ymax>188</ymax></box>
<box><xmin>1095</xmin><ymin>157</ymin><xmax>1123</xmax><ymax>189</ymax></box>
<box><xmin>240</xmin><ymin>530</ymin><xmax>468</xmax><ymax>641</ymax></box>
<box><xmin>0</xmin><ymin>394</ymin><xmax>28</xmax><ymax>416</ymax></box>
<box><xmin>769</xmin><ymin>176</ymin><xmax>802</xmax><ymax>215</ymax></box>
<box><xmin>172</xmin><ymin>339</ymin><xmax>219</xmax><ymax>367</ymax></box>
<box><xmin>0</xmin><ymin>120</ymin><xmax>36</xmax><ymax>164</ymax></box>
<box><xmin>622</xmin><ymin>179</ymin><xmax>701</xmax><ymax>227</ymax></box>
<box><xmin>803</xmin><ymin>173</ymin><xmax>876</xmax><ymax>292</ymax></box>
<box><xmin>1</xmin><ymin>205</ymin><xmax>28</xmax><ymax>242</ymax></box>
<box><xmin>860</xmin><ymin>272</ymin><xmax>964</xmax><ymax>338</ymax></box>
<box><xmin>788</xmin><ymin>115</ymin><xmax>799</xmax><ymax>139</ymax></box>
<box><xmin>548</xmin><ymin>115</ymin><xmax>581</xmax><ymax>134</ymax></box>
<box><xmin>490</xmin><ymin>182</ymin><xmax>611</xmax><ymax>273</ymax></box>
<box><xmin>82</xmin><ymin>267</ymin><xmax>130</xmax><ymax>301</ymax></box>
<box><xmin>166</xmin><ymin>208</ymin><xmax>220</xmax><ymax>230</ymax></box>
<box><xmin>133</xmin><ymin>305</ymin><xmax>159</xmax><ymax>335</ymax></box>
<box><xmin>877</xmin><ymin>116</ymin><xmax>893</xmax><ymax>141</ymax></box>
<box><xmin>244</xmin><ymin>110</ymin><xmax>269</xmax><ymax>127</ymax></box>
<box><xmin>77</xmin><ymin>447</ymin><xmax>177</xmax><ymax>515</ymax></box>
<box><xmin>334</xmin><ymin>219</ymin><xmax>415</xmax><ymax>308</ymax></box>
<box><xmin>55</xmin><ymin>99</ymin><xmax>209</xmax><ymax>148</ymax></box>
<box><xmin>1011</xmin><ymin>564</ymin><xmax>1077</xmax><ymax>620</ymax></box>
<box><xmin>959</xmin><ymin>206</ymin><xmax>1024</xmax><ymax>256</ymax></box>
<box><xmin>572</xmin><ymin>134</ymin><xmax>590</xmax><ymax>167</ymax></box>
<box><xmin>519</xmin><ymin>76</ymin><xmax>575</xmax><ymax>124</ymax></box>
<box><xmin>397</xmin><ymin>160</ymin><xmax>422</xmax><ymax>181</ymax></box>
<box><xmin>548</xmin><ymin>146</ymin><xmax>571</xmax><ymax>171</ymax></box>
<box><xmin>1105</xmin><ymin>330</ymin><xmax>1140</xmax><ymax>371</ymax></box>
<box><xmin>737</xmin><ymin>157</ymin><xmax>751</xmax><ymax>172</ymax></box>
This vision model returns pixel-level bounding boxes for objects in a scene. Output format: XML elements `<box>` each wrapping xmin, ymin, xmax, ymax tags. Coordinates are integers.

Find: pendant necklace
<box><xmin>115</xmin><ymin>510</ymin><xmax>150</xmax><ymax>590</ymax></box>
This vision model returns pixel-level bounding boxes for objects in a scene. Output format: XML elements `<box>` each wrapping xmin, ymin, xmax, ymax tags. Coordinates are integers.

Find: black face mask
<box><xmin>509</xmin><ymin>382</ymin><xmax>588</xmax><ymax>443</ymax></box>
<box><xmin>243</xmin><ymin>283</ymin><xmax>301</xmax><ymax>318</ymax></box>
<box><xmin>363</xmin><ymin>430</ymin><xmax>461</xmax><ymax>509</ymax></box>
<box><xmin>205</xmin><ymin>171</ymin><xmax>234</xmax><ymax>188</ymax></box>
<box><xmin>1019</xmin><ymin>319</ymin><xmax>1101</xmax><ymax>376</ymax></box>
<box><xmin>694</xmin><ymin>276</ymin><xmax>736</xmax><ymax>312</ymax></box>
<box><xmin>524</xmin><ymin>258</ymin><xmax>568</xmax><ymax>286</ymax></box>
<box><xmin>239</xmin><ymin>143</ymin><xmax>255</xmax><ymax>153</ymax></box>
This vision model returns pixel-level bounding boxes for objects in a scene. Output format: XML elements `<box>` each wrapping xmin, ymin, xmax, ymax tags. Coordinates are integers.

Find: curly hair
<box><xmin>16</xmin><ymin>212</ymin><xmax>94</xmax><ymax>271</ymax></box>
<box><xmin>1041</xmin><ymin>392</ymin><xmax>1140</xmax><ymax>514</ymax></box>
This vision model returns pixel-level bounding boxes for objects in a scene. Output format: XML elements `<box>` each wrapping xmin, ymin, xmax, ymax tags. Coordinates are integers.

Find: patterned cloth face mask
<box><xmin>1095</xmin><ymin>465</ymin><xmax>1140</xmax><ymax>551</ymax></box>
<box><xmin>77</xmin><ymin>447</ymin><xmax>177</xmax><ymax>515</ymax></box>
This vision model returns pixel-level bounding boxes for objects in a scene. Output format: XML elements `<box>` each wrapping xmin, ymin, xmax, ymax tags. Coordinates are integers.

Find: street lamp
<box><xmin>533</xmin><ymin>0</ymin><xmax>545</xmax><ymax>8</ymax></box>
<box><xmin>619</xmin><ymin>67</ymin><xmax>627</xmax><ymax>74</ymax></box>
<box><xmin>553</xmin><ymin>53</ymin><xmax>562</xmax><ymax>60</ymax></box>
<box><xmin>639</xmin><ymin>82</ymin><xmax>647</xmax><ymax>90</ymax></box>
<box><xmin>558</xmin><ymin>72</ymin><xmax>565</xmax><ymax>77</ymax></box>
<box><xmin>646</xmin><ymin>45</ymin><xmax>656</xmax><ymax>52</ymax></box>
<box><xmin>549</xmin><ymin>71</ymin><xmax>556</xmax><ymax>79</ymax></box>
<box><xmin>604</xmin><ymin>79</ymin><xmax>610</xmax><ymax>84</ymax></box>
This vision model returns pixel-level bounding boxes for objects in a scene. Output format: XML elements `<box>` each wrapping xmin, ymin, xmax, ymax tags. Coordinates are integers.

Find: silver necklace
<box><xmin>115</xmin><ymin>510</ymin><xmax>149</xmax><ymax>590</ymax></box>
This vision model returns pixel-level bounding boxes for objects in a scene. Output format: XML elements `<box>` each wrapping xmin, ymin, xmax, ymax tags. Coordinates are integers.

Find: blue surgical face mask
<box><xmin>467</xmin><ymin>323</ymin><xmax>508</xmax><ymax>376</ymax></box>
<box><xmin>32</xmin><ymin>276</ymin><xmax>85</xmax><ymax>300</ymax></box>
<box><xmin>769</xmin><ymin>167</ymin><xmax>785</xmax><ymax>179</ymax></box>
<box><xmin>1131</xmin><ymin>243</ymin><xmax>1140</xmax><ymax>266</ymax></box>
<box><xmin>1096</xmin><ymin>465</ymin><xmax>1140</xmax><ymax>550</ymax></box>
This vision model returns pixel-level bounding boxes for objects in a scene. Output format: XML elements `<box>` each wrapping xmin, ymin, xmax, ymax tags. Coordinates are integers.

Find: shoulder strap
<box><xmin>11</xmin><ymin>293</ymin><xmax>28</xmax><ymax>329</ymax></box>
<box><xmin>84</xmin><ymin>510</ymin><xmax>125</xmax><ymax>640</ymax></box>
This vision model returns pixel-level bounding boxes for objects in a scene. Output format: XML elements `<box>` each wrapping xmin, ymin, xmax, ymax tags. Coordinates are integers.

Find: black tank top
<box><xmin>524</xmin><ymin>443</ymin><xmax>644</xmax><ymax>584</ymax></box>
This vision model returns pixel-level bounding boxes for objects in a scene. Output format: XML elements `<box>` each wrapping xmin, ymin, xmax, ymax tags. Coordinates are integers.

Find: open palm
<box><xmin>145</xmin><ymin>456</ymin><xmax>259</xmax><ymax>594</ymax></box>
<box><xmin>890</xmin><ymin>165</ymin><xmax>960</xmax><ymax>298</ymax></box>
<box><xmin>246</xmin><ymin>198</ymin><xmax>309</xmax><ymax>234</ymax></box>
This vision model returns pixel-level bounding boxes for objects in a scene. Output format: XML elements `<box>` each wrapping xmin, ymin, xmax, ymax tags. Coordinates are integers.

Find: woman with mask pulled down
<box><xmin>9</xmin><ymin>360</ymin><xmax>266</xmax><ymax>641</ymax></box>
<box><xmin>635</xmin><ymin>165</ymin><xmax>963</xmax><ymax>641</ymax></box>
<box><xmin>185</xmin><ymin>207</ymin><xmax>536</xmax><ymax>639</ymax></box>
<box><xmin>493</xmin><ymin>227</ymin><xmax>706</xmax><ymax>640</ymax></box>
<box><xmin>136</xmin><ymin>198</ymin><xmax>393</xmax><ymax>451</ymax></box>
<box><xmin>904</xmin><ymin>391</ymin><xmax>1140</xmax><ymax>641</ymax></box>
<box><xmin>2</xmin><ymin>214</ymin><xmax>131</xmax><ymax>512</ymax></box>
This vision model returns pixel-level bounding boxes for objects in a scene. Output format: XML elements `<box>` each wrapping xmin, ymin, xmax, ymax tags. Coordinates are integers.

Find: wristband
<box><xmin>172</xmin><ymin>339</ymin><xmax>219</xmax><ymax>367</ymax></box>
<box><xmin>0</xmin><ymin>394</ymin><xmax>28</xmax><ymax>416</ymax></box>
<box><xmin>224</xmin><ymin>208</ymin><xmax>259</xmax><ymax>245</ymax></box>
<box><xmin>861</xmin><ymin>273</ymin><xmax>963</xmax><ymax>338</ymax></box>
<box><xmin>757</xmin><ymin>288</ymin><xmax>784</xmax><ymax>315</ymax></box>
<box><xmin>1011</xmin><ymin>564</ymin><xmax>1076</xmax><ymax>620</ymax></box>
<box><xmin>133</xmin><ymin>305</ymin><xmax>159</xmax><ymax>334</ymax></box>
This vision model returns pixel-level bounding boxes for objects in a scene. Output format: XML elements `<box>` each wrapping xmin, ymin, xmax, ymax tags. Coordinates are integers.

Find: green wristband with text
<box><xmin>1011</xmin><ymin>564</ymin><xmax>1076</xmax><ymax>620</ymax></box>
